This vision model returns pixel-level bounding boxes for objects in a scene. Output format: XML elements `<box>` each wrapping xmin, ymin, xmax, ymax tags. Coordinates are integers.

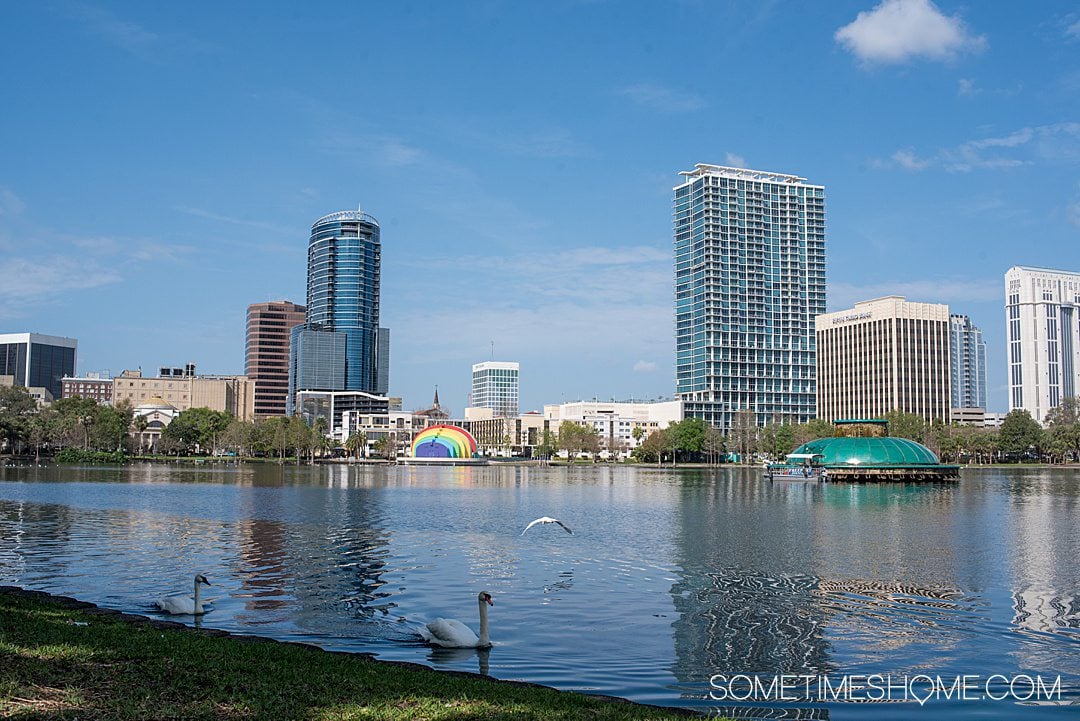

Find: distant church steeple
<box><xmin>433</xmin><ymin>385</ymin><xmax>441</xmax><ymax>409</ymax></box>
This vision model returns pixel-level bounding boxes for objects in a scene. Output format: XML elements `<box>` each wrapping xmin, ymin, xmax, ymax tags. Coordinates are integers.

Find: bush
<box><xmin>54</xmin><ymin>448</ymin><xmax>127</xmax><ymax>464</ymax></box>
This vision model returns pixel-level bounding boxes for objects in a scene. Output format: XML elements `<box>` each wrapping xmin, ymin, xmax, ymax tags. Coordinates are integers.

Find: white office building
<box><xmin>471</xmin><ymin>361</ymin><xmax>519</xmax><ymax>417</ymax></box>
<box><xmin>1005</xmin><ymin>266</ymin><xmax>1080</xmax><ymax>424</ymax></box>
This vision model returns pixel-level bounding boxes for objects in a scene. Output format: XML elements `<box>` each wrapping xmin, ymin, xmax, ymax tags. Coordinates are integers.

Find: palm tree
<box><xmin>345</xmin><ymin>431</ymin><xmax>367</xmax><ymax>460</ymax></box>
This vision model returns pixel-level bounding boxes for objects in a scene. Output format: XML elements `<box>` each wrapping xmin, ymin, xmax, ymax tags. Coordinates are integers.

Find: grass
<box><xmin>0</xmin><ymin>589</ymin><xmax>699</xmax><ymax>720</ymax></box>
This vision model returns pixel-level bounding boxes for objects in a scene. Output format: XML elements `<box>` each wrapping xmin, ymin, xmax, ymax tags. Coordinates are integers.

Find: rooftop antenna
<box><xmin>490</xmin><ymin>340</ymin><xmax>494</xmax><ymax>360</ymax></box>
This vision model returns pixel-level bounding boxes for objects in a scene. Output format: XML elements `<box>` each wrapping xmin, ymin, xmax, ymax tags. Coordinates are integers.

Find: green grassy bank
<box><xmin>0</xmin><ymin>588</ymin><xmax>699</xmax><ymax>720</ymax></box>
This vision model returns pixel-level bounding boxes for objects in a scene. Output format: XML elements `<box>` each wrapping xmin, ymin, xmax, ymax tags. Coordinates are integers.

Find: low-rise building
<box><xmin>61</xmin><ymin>373</ymin><xmax>113</xmax><ymax>404</ymax></box>
<box><xmin>543</xmin><ymin>399</ymin><xmax>683</xmax><ymax>457</ymax></box>
<box><xmin>112</xmin><ymin>368</ymin><xmax>256</xmax><ymax>421</ymax></box>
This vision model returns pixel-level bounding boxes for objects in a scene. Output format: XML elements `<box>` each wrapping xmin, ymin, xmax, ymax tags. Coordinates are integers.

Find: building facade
<box><xmin>290</xmin><ymin>210</ymin><xmax>384</xmax><ymax>402</ymax></box>
<box><xmin>949</xmin><ymin>314</ymin><xmax>987</xmax><ymax>414</ymax></box>
<box><xmin>470</xmin><ymin>361</ymin><xmax>519</xmax><ymax>417</ymax></box>
<box><xmin>543</xmin><ymin>399</ymin><xmax>684</xmax><ymax>456</ymax></box>
<box><xmin>246</xmin><ymin>300</ymin><xmax>306</xmax><ymax>417</ymax></box>
<box><xmin>816</xmin><ymin>296</ymin><xmax>951</xmax><ymax>424</ymax></box>
<box><xmin>61</xmin><ymin>373</ymin><xmax>113</xmax><ymax>404</ymax></box>
<box><xmin>112</xmin><ymin>369</ymin><xmax>256</xmax><ymax>421</ymax></box>
<box><xmin>0</xmin><ymin>332</ymin><xmax>77</xmax><ymax>401</ymax></box>
<box><xmin>1005</xmin><ymin>266</ymin><xmax>1080</xmax><ymax>423</ymax></box>
<box><xmin>673</xmin><ymin>164</ymin><xmax>826</xmax><ymax>432</ymax></box>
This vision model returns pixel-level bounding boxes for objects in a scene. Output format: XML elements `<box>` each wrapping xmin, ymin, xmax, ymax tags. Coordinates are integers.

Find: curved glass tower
<box><xmin>289</xmin><ymin>210</ymin><xmax>384</xmax><ymax>406</ymax></box>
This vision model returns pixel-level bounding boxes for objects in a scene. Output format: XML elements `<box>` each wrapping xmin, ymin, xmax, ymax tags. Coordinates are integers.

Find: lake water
<box><xmin>1</xmin><ymin>462</ymin><xmax>1077</xmax><ymax>719</ymax></box>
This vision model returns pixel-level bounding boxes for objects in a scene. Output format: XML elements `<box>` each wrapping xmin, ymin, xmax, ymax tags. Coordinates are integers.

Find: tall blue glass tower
<box><xmin>288</xmin><ymin>210</ymin><xmax>386</xmax><ymax>410</ymax></box>
<box><xmin>674</xmin><ymin>164</ymin><xmax>826</xmax><ymax>433</ymax></box>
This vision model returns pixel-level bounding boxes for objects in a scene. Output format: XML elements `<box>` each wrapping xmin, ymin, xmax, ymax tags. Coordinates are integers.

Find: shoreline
<box><xmin>0</xmin><ymin>585</ymin><xmax>701</xmax><ymax>719</ymax></box>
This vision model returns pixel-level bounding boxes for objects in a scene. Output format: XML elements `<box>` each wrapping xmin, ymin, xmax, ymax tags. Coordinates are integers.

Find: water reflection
<box><xmin>0</xmin><ymin>463</ymin><xmax>1078</xmax><ymax>719</ymax></box>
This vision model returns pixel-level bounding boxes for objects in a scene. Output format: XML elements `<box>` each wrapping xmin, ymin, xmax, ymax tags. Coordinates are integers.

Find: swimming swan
<box><xmin>419</xmin><ymin>591</ymin><xmax>494</xmax><ymax>648</ymax></box>
<box><xmin>155</xmin><ymin>574</ymin><xmax>212</xmax><ymax>615</ymax></box>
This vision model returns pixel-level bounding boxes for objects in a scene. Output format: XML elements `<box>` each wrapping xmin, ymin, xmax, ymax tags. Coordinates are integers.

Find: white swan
<box><xmin>155</xmin><ymin>574</ymin><xmax>212</xmax><ymax>615</ymax></box>
<box><xmin>419</xmin><ymin>591</ymin><xmax>494</xmax><ymax>648</ymax></box>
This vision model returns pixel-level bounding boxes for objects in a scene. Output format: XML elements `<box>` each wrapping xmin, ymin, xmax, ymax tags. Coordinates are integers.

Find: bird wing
<box><xmin>553</xmin><ymin>519</ymin><xmax>573</xmax><ymax>535</ymax></box>
<box><xmin>422</xmin><ymin>618</ymin><xmax>478</xmax><ymax>647</ymax></box>
<box><xmin>521</xmin><ymin>517</ymin><xmax>547</xmax><ymax>535</ymax></box>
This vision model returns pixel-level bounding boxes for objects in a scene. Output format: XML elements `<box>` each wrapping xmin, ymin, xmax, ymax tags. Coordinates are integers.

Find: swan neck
<box><xmin>193</xmin><ymin>579</ymin><xmax>201</xmax><ymax>611</ymax></box>
<box><xmin>477</xmin><ymin>597</ymin><xmax>490</xmax><ymax>645</ymax></box>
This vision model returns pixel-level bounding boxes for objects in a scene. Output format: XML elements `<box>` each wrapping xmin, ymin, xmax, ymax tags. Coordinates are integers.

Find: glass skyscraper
<box><xmin>949</xmin><ymin>314</ymin><xmax>987</xmax><ymax>411</ymax></box>
<box><xmin>673</xmin><ymin>164</ymin><xmax>826</xmax><ymax>432</ymax></box>
<box><xmin>288</xmin><ymin>210</ymin><xmax>386</xmax><ymax>412</ymax></box>
<box><xmin>0</xmin><ymin>332</ymin><xmax>77</xmax><ymax>401</ymax></box>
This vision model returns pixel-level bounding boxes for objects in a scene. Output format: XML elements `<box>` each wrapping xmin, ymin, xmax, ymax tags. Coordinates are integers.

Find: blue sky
<box><xmin>2</xmin><ymin>1</ymin><xmax>1078</xmax><ymax>414</ymax></box>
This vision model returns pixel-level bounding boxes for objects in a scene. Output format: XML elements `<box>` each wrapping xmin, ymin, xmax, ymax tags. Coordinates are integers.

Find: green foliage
<box><xmin>557</xmin><ymin>421</ymin><xmax>600</xmax><ymax>461</ymax></box>
<box><xmin>998</xmin><ymin>409</ymin><xmax>1044</xmax><ymax>458</ymax></box>
<box><xmin>883</xmin><ymin>410</ymin><xmax>927</xmax><ymax>442</ymax></box>
<box><xmin>54</xmin><ymin>448</ymin><xmax>126</xmax><ymax>464</ymax></box>
<box><xmin>631</xmin><ymin>429</ymin><xmax>667</xmax><ymax>463</ymax></box>
<box><xmin>160</xmin><ymin>407</ymin><xmax>234</xmax><ymax>455</ymax></box>
<box><xmin>0</xmin><ymin>385</ymin><xmax>38</xmax><ymax>452</ymax></box>
<box><xmin>536</xmin><ymin>428</ymin><xmax>558</xmax><ymax>458</ymax></box>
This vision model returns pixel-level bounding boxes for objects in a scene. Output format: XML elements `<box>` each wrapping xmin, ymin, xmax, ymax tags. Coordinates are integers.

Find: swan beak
<box><xmin>485</xmin><ymin>596</ymin><xmax>494</xmax><ymax>606</ymax></box>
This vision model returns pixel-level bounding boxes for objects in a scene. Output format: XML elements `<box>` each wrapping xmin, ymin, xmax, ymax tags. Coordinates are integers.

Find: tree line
<box><xmin>4</xmin><ymin>383</ymin><xmax>1079</xmax><ymax>465</ymax></box>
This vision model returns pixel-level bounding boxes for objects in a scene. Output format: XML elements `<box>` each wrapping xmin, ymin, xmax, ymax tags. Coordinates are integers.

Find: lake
<box><xmin>1</xmin><ymin>462</ymin><xmax>1077</xmax><ymax>719</ymax></box>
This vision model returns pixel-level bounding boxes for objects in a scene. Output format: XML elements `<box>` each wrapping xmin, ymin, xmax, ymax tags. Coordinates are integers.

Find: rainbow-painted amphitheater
<box><xmin>410</xmin><ymin>424</ymin><xmax>478</xmax><ymax>459</ymax></box>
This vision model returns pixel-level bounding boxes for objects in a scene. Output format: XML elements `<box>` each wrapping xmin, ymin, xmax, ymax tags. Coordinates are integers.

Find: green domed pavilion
<box><xmin>768</xmin><ymin>419</ymin><xmax>959</xmax><ymax>482</ymax></box>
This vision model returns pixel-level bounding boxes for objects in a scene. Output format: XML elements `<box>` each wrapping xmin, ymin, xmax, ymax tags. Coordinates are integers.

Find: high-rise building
<box><xmin>246</xmin><ymin>301</ymin><xmax>306</xmax><ymax>417</ymax></box>
<box><xmin>673</xmin><ymin>164</ymin><xmax>826</xmax><ymax>432</ymax></box>
<box><xmin>289</xmin><ymin>209</ymin><xmax>386</xmax><ymax>412</ymax></box>
<box><xmin>949</xmin><ymin>314</ymin><xmax>987</xmax><ymax>412</ymax></box>
<box><xmin>816</xmin><ymin>296</ymin><xmax>951</xmax><ymax>424</ymax></box>
<box><xmin>1005</xmin><ymin>266</ymin><xmax>1080</xmax><ymax>423</ymax></box>
<box><xmin>470</xmin><ymin>361</ymin><xmax>519</xmax><ymax>417</ymax></box>
<box><xmin>0</xmin><ymin>332</ymin><xmax>77</xmax><ymax>400</ymax></box>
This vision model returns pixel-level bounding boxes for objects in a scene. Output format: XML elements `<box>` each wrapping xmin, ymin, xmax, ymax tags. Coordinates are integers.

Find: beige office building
<box><xmin>816</xmin><ymin>296</ymin><xmax>951</xmax><ymax>424</ymax></box>
<box><xmin>112</xmin><ymin>369</ymin><xmax>256</xmax><ymax>421</ymax></box>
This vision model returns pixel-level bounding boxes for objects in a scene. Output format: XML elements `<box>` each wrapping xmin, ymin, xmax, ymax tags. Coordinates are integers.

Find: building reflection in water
<box><xmin>1006</xmin><ymin>471</ymin><xmax>1080</xmax><ymax>679</ymax></box>
<box><xmin>669</xmin><ymin>469</ymin><xmax>974</xmax><ymax>716</ymax></box>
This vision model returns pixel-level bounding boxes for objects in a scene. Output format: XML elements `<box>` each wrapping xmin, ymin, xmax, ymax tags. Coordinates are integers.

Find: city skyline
<box><xmin>3</xmin><ymin>2</ymin><xmax>1079</xmax><ymax>413</ymax></box>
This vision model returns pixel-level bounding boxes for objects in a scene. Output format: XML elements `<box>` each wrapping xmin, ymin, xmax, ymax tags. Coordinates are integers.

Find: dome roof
<box><xmin>135</xmin><ymin>396</ymin><xmax>177</xmax><ymax>411</ymax></box>
<box><xmin>792</xmin><ymin>436</ymin><xmax>941</xmax><ymax>467</ymax></box>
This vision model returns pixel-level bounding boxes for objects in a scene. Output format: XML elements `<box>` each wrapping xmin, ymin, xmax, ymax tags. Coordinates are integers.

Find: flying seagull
<box><xmin>521</xmin><ymin>517</ymin><xmax>574</xmax><ymax>536</ymax></box>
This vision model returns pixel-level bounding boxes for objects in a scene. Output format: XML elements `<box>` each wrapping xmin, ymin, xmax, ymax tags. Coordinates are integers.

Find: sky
<box><xmin>2</xmin><ymin>0</ymin><xmax>1079</xmax><ymax>415</ymax></box>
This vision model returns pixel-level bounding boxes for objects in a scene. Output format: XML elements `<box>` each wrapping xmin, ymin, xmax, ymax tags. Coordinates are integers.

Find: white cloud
<box><xmin>892</xmin><ymin>149</ymin><xmax>932</xmax><ymax>171</ymax></box>
<box><xmin>878</xmin><ymin>123</ymin><xmax>1080</xmax><ymax>172</ymax></box>
<box><xmin>835</xmin><ymin>0</ymin><xmax>987</xmax><ymax>65</ymax></box>
<box><xmin>0</xmin><ymin>257</ymin><xmax>120</xmax><ymax>302</ymax></box>
<box><xmin>1066</xmin><ymin>18</ymin><xmax>1080</xmax><ymax>40</ymax></box>
<box><xmin>68</xmin><ymin>3</ymin><xmax>158</xmax><ymax>54</ymax></box>
<box><xmin>724</xmin><ymin>152</ymin><xmax>747</xmax><ymax>168</ymax></box>
<box><xmin>620</xmin><ymin>83</ymin><xmax>705</xmax><ymax>112</ymax></box>
<box><xmin>177</xmin><ymin>206</ymin><xmax>293</xmax><ymax>234</ymax></box>
<box><xmin>0</xmin><ymin>187</ymin><xmax>25</xmax><ymax>217</ymax></box>
<box><xmin>957</xmin><ymin>78</ymin><xmax>980</xmax><ymax>96</ymax></box>
<box><xmin>1068</xmin><ymin>185</ymin><xmax>1080</xmax><ymax>228</ymax></box>
<box><xmin>633</xmin><ymin>360</ymin><xmax>658</xmax><ymax>373</ymax></box>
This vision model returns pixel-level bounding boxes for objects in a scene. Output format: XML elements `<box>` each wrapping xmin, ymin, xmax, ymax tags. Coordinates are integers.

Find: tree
<box><xmin>731</xmin><ymin>409</ymin><xmax>757</xmax><ymax>462</ymax></box>
<box><xmin>998</xmin><ymin>409</ymin><xmax>1044</xmax><ymax>459</ymax></box>
<box><xmin>1044</xmin><ymin>397</ymin><xmax>1080</xmax><ymax>427</ymax></box>
<box><xmin>703</xmin><ymin>426</ymin><xmax>725</xmax><ymax>464</ymax></box>
<box><xmin>536</xmin><ymin>428</ymin><xmax>558</xmax><ymax>459</ymax></box>
<box><xmin>883</xmin><ymin>410</ymin><xmax>927</xmax><ymax>442</ymax></box>
<box><xmin>344</xmin><ymin>431</ymin><xmax>367</xmax><ymax>460</ymax></box>
<box><xmin>632</xmin><ymin>429</ymin><xmax>667</xmax><ymax>465</ymax></box>
<box><xmin>557</xmin><ymin>421</ymin><xmax>599</xmax><ymax>463</ymax></box>
<box><xmin>792</xmin><ymin>419</ymin><xmax>835</xmax><ymax>447</ymax></box>
<box><xmin>669</xmin><ymin>417</ymin><xmax>707</xmax><ymax>464</ymax></box>
<box><xmin>130</xmin><ymin>415</ymin><xmax>150</xmax><ymax>454</ymax></box>
<box><xmin>0</xmin><ymin>386</ymin><xmax>38</xmax><ymax>454</ymax></box>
